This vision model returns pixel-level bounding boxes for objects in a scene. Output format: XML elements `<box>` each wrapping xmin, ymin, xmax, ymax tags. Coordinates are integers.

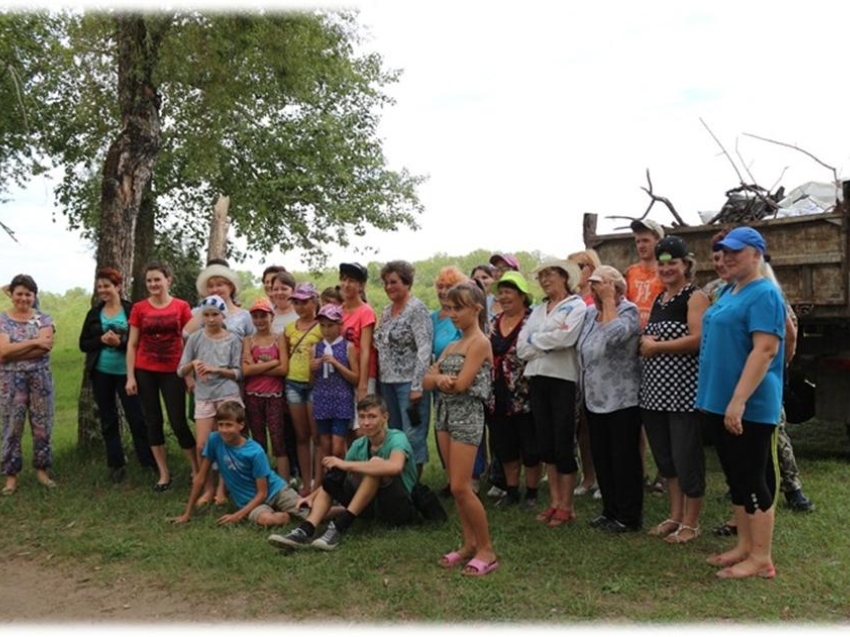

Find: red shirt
<box><xmin>624</xmin><ymin>262</ymin><xmax>664</xmax><ymax>329</ymax></box>
<box><xmin>342</xmin><ymin>302</ymin><xmax>378</xmax><ymax>380</ymax></box>
<box><xmin>129</xmin><ymin>298</ymin><xmax>193</xmax><ymax>372</ymax></box>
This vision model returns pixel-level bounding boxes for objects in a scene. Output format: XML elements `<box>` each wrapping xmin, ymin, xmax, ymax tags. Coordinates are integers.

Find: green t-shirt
<box><xmin>345</xmin><ymin>428</ymin><xmax>417</xmax><ymax>496</ymax></box>
<box><xmin>96</xmin><ymin>308</ymin><xmax>129</xmax><ymax>375</ymax></box>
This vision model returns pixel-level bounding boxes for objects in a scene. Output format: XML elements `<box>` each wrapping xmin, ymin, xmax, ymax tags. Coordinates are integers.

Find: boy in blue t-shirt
<box><xmin>171</xmin><ymin>401</ymin><xmax>304</xmax><ymax>527</ymax></box>
<box><xmin>268</xmin><ymin>394</ymin><xmax>418</xmax><ymax>551</ymax></box>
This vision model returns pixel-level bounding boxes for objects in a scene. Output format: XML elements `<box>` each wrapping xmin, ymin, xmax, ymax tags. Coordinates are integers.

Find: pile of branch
<box><xmin>607</xmin><ymin>168</ymin><xmax>688</xmax><ymax>230</ymax></box>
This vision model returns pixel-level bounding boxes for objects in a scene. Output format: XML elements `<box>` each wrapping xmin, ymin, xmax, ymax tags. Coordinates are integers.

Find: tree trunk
<box><xmin>131</xmin><ymin>184</ymin><xmax>156</xmax><ymax>302</ymax></box>
<box><xmin>77</xmin><ymin>14</ymin><xmax>165</xmax><ymax>451</ymax></box>
<box><xmin>207</xmin><ymin>194</ymin><xmax>230</xmax><ymax>262</ymax></box>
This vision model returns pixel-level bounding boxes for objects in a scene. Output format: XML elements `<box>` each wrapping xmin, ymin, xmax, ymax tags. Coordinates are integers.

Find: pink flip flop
<box><xmin>462</xmin><ymin>558</ymin><xmax>500</xmax><ymax>577</ymax></box>
<box><xmin>439</xmin><ymin>551</ymin><xmax>468</xmax><ymax>569</ymax></box>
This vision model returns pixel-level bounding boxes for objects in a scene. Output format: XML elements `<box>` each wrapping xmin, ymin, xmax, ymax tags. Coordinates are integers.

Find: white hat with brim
<box><xmin>531</xmin><ymin>259</ymin><xmax>583</xmax><ymax>295</ymax></box>
<box><xmin>196</xmin><ymin>264</ymin><xmax>241</xmax><ymax>298</ymax></box>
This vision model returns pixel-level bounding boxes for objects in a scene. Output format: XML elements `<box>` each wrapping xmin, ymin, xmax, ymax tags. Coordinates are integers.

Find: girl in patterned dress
<box><xmin>425</xmin><ymin>283</ymin><xmax>497</xmax><ymax>577</ymax></box>
<box><xmin>310</xmin><ymin>304</ymin><xmax>359</xmax><ymax>480</ymax></box>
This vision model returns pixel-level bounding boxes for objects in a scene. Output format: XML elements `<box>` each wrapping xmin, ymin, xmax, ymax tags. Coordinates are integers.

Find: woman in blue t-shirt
<box><xmin>79</xmin><ymin>268</ymin><xmax>155</xmax><ymax>483</ymax></box>
<box><xmin>695</xmin><ymin>227</ymin><xmax>784</xmax><ymax>580</ymax></box>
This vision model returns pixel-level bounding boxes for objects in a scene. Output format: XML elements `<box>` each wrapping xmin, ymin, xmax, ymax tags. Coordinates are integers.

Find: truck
<box><xmin>582</xmin><ymin>180</ymin><xmax>850</xmax><ymax>445</ymax></box>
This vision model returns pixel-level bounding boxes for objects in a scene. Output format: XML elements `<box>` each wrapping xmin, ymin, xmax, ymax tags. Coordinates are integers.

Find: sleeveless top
<box><xmin>639</xmin><ymin>283</ymin><xmax>700</xmax><ymax>412</ymax></box>
<box><xmin>244</xmin><ymin>338</ymin><xmax>284</xmax><ymax>396</ymax></box>
<box><xmin>312</xmin><ymin>338</ymin><xmax>354</xmax><ymax>420</ymax></box>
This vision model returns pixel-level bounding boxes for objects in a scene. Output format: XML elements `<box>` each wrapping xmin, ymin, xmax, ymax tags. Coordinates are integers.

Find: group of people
<box><xmin>0</xmin><ymin>221</ymin><xmax>814</xmax><ymax>580</ymax></box>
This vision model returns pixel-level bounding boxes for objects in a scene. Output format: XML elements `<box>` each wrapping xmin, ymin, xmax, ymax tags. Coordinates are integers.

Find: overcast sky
<box><xmin>4</xmin><ymin>0</ymin><xmax>849</xmax><ymax>293</ymax></box>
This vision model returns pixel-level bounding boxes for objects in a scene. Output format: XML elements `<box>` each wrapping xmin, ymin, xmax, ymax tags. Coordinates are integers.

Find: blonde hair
<box><xmin>567</xmin><ymin>249</ymin><xmax>601</xmax><ymax>272</ymax></box>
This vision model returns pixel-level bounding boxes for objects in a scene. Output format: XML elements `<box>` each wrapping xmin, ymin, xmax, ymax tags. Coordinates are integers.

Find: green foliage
<box><xmin>22</xmin><ymin>10</ymin><xmax>424</xmax><ymax>268</ymax></box>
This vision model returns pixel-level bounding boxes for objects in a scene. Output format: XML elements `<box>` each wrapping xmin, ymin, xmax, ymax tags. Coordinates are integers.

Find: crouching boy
<box><xmin>268</xmin><ymin>394</ymin><xmax>418</xmax><ymax>551</ymax></box>
<box><xmin>171</xmin><ymin>401</ymin><xmax>305</xmax><ymax>527</ymax></box>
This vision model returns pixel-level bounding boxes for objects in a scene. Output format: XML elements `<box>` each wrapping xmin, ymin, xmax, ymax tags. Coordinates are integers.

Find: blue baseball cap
<box><xmin>713</xmin><ymin>227</ymin><xmax>767</xmax><ymax>254</ymax></box>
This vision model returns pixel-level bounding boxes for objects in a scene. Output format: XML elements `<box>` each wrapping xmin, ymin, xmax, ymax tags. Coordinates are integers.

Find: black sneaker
<box><xmin>495</xmin><ymin>492</ymin><xmax>520</xmax><ymax>508</ymax></box>
<box><xmin>268</xmin><ymin>527</ymin><xmax>313</xmax><ymax>550</ymax></box>
<box><xmin>604</xmin><ymin>519</ymin><xmax>640</xmax><ymax>533</ymax></box>
<box><xmin>588</xmin><ymin>515</ymin><xmax>610</xmax><ymax>528</ymax></box>
<box><xmin>110</xmin><ymin>467</ymin><xmax>126</xmax><ymax>484</ymax></box>
<box><xmin>311</xmin><ymin>522</ymin><xmax>342</xmax><ymax>551</ymax></box>
<box><xmin>785</xmin><ymin>489</ymin><xmax>815</xmax><ymax>513</ymax></box>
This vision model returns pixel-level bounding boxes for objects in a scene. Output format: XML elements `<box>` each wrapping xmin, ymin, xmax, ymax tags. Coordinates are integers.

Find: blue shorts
<box><xmin>317</xmin><ymin>418</ymin><xmax>351</xmax><ymax>437</ymax></box>
<box><xmin>285</xmin><ymin>380</ymin><xmax>313</xmax><ymax>405</ymax></box>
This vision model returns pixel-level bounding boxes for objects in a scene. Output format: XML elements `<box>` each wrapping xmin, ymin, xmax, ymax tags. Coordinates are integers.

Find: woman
<box><xmin>0</xmin><ymin>274</ymin><xmax>56</xmax><ymax>495</ymax></box>
<box><xmin>639</xmin><ymin>236</ymin><xmax>709</xmax><ymax>543</ymax></box>
<box><xmin>696</xmin><ymin>226</ymin><xmax>784</xmax><ymax>579</ymax></box>
<box><xmin>517</xmin><ymin>258</ymin><xmax>586</xmax><ymax>526</ymax></box>
<box><xmin>488</xmin><ymin>271</ymin><xmax>541</xmax><ymax>509</ymax></box>
<box><xmin>126</xmin><ymin>261</ymin><xmax>198</xmax><ymax>491</ymax></box>
<box><xmin>567</xmin><ymin>249</ymin><xmax>602</xmax><ymax>498</ymax></box>
<box><xmin>79</xmin><ymin>268</ymin><xmax>155</xmax><ymax>483</ymax></box>
<box><xmin>339</xmin><ymin>262</ymin><xmax>377</xmax><ymax>401</ymax></box>
<box><xmin>577</xmin><ymin>265</ymin><xmax>643</xmax><ymax>532</ymax></box>
<box><xmin>431</xmin><ymin>266</ymin><xmax>465</xmax><ymax>492</ymax></box>
<box><xmin>470</xmin><ymin>264</ymin><xmax>496</xmax><ymax>319</ymax></box>
<box><xmin>183</xmin><ymin>262</ymin><xmax>254</xmax><ymax>338</ymax></box>
<box><xmin>374</xmin><ymin>260</ymin><xmax>433</xmax><ymax>477</ymax></box>
<box><xmin>487</xmin><ymin>253</ymin><xmax>520</xmax><ymax>317</ymax></box>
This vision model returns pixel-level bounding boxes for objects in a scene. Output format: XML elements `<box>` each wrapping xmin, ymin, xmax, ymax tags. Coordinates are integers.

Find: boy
<box><xmin>170</xmin><ymin>401</ymin><xmax>305</xmax><ymax>527</ymax></box>
<box><xmin>268</xmin><ymin>394</ymin><xmax>418</xmax><ymax>551</ymax></box>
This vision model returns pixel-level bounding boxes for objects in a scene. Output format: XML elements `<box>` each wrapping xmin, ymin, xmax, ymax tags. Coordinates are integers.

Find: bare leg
<box><xmin>707</xmin><ymin>504</ymin><xmax>751</xmax><ymax>566</ymax></box>
<box><xmin>289</xmin><ymin>403</ymin><xmax>313</xmax><ymax>494</ymax></box>
<box><xmin>276</xmin><ymin>456</ymin><xmax>291</xmax><ymax>481</ymax></box>
<box><xmin>151</xmin><ymin>445</ymin><xmax>170</xmax><ymax>484</ymax></box>
<box><xmin>195</xmin><ymin>417</ymin><xmax>216</xmax><ymax>503</ymax></box>
<box><xmin>717</xmin><ymin>506</ymin><xmax>775</xmax><ymax>578</ymax></box>
<box><xmin>449</xmin><ymin>440</ymin><xmax>496</xmax><ymax>566</ymax></box>
<box><xmin>255</xmin><ymin>511</ymin><xmax>291</xmax><ymax>527</ymax></box>
<box><xmin>576</xmin><ymin>413</ymin><xmax>596</xmax><ymax>489</ymax></box>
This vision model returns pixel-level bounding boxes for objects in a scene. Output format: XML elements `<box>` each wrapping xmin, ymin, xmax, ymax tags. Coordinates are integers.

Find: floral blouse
<box><xmin>373</xmin><ymin>296</ymin><xmax>433</xmax><ymax>392</ymax></box>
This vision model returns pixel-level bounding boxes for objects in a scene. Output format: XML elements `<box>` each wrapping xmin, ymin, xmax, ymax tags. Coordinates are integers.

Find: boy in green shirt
<box><xmin>268</xmin><ymin>394</ymin><xmax>418</xmax><ymax>551</ymax></box>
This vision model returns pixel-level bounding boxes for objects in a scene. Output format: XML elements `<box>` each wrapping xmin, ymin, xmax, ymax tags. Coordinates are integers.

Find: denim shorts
<box><xmin>285</xmin><ymin>380</ymin><xmax>313</xmax><ymax>405</ymax></box>
<box><xmin>317</xmin><ymin>418</ymin><xmax>351</xmax><ymax>437</ymax></box>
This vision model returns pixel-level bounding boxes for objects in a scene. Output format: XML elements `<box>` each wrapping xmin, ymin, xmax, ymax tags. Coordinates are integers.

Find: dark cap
<box><xmin>339</xmin><ymin>262</ymin><xmax>368</xmax><ymax>282</ymax></box>
<box><xmin>655</xmin><ymin>235</ymin><xmax>689</xmax><ymax>262</ymax></box>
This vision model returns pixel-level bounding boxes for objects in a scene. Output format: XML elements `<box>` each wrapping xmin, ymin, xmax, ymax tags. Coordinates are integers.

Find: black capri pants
<box><xmin>529</xmin><ymin>376</ymin><xmax>578</xmax><ymax>474</ymax></box>
<box><xmin>704</xmin><ymin>412</ymin><xmax>778</xmax><ymax>514</ymax></box>
<box><xmin>135</xmin><ymin>368</ymin><xmax>196</xmax><ymax>449</ymax></box>
<box><xmin>489</xmin><ymin>411</ymin><xmax>541</xmax><ymax>467</ymax></box>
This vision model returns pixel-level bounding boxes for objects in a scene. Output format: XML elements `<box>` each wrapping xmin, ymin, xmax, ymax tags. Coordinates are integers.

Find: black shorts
<box><xmin>323</xmin><ymin>468</ymin><xmax>417</xmax><ymax>526</ymax></box>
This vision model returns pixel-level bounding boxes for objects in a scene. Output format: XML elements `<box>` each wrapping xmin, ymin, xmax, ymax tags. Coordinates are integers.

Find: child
<box><xmin>177</xmin><ymin>295</ymin><xmax>243</xmax><ymax>505</ymax></box>
<box><xmin>424</xmin><ymin>282</ymin><xmax>497</xmax><ymax>577</ymax></box>
<box><xmin>242</xmin><ymin>298</ymin><xmax>290</xmax><ymax>479</ymax></box>
<box><xmin>285</xmin><ymin>283</ymin><xmax>322</xmax><ymax>495</ymax></box>
<box><xmin>268</xmin><ymin>394</ymin><xmax>418</xmax><ymax>551</ymax></box>
<box><xmin>320</xmin><ymin>286</ymin><xmax>343</xmax><ymax>307</ymax></box>
<box><xmin>310</xmin><ymin>304</ymin><xmax>360</xmax><ymax>472</ymax></box>
<box><xmin>170</xmin><ymin>401</ymin><xmax>305</xmax><ymax>527</ymax></box>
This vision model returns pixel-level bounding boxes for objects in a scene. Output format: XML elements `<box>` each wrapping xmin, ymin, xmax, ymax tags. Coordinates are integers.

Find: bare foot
<box><xmin>706</xmin><ymin>548</ymin><xmax>748</xmax><ymax>567</ymax></box>
<box><xmin>715</xmin><ymin>558</ymin><xmax>775</xmax><ymax>579</ymax></box>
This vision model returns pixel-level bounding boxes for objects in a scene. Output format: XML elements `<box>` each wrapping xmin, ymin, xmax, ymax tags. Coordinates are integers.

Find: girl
<box><xmin>183</xmin><ymin>262</ymin><xmax>254</xmax><ymax>339</ymax></box>
<box><xmin>320</xmin><ymin>286</ymin><xmax>343</xmax><ymax>307</ymax></box>
<box><xmin>285</xmin><ymin>282</ymin><xmax>322</xmax><ymax>494</ymax></box>
<box><xmin>424</xmin><ymin>283</ymin><xmax>497</xmax><ymax>577</ymax></box>
<box><xmin>178</xmin><ymin>295</ymin><xmax>243</xmax><ymax>505</ymax></box>
<box><xmin>310</xmin><ymin>304</ymin><xmax>359</xmax><ymax>477</ymax></box>
<box><xmin>242</xmin><ymin>298</ymin><xmax>290</xmax><ymax>479</ymax></box>
<box><xmin>126</xmin><ymin>261</ymin><xmax>197</xmax><ymax>491</ymax></box>
<box><xmin>338</xmin><ymin>262</ymin><xmax>376</xmax><ymax>402</ymax></box>
<box><xmin>271</xmin><ymin>271</ymin><xmax>299</xmax><ymax>334</ymax></box>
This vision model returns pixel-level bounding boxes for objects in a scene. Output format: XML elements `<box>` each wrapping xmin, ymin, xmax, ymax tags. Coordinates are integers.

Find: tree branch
<box><xmin>735</xmin><ymin>137</ymin><xmax>757</xmax><ymax>185</ymax></box>
<box><xmin>742</xmin><ymin>132</ymin><xmax>840</xmax><ymax>200</ymax></box>
<box><xmin>0</xmin><ymin>219</ymin><xmax>19</xmax><ymax>242</ymax></box>
<box><xmin>700</xmin><ymin>117</ymin><xmax>744</xmax><ymax>183</ymax></box>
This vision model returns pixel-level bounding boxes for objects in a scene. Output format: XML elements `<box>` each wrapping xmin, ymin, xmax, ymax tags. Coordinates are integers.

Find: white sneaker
<box><xmin>574</xmin><ymin>483</ymin><xmax>597</xmax><ymax>496</ymax></box>
<box><xmin>593</xmin><ymin>487</ymin><xmax>602</xmax><ymax>500</ymax></box>
<box><xmin>487</xmin><ymin>486</ymin><xmax>507</xmax><ymax>498</ymax></box>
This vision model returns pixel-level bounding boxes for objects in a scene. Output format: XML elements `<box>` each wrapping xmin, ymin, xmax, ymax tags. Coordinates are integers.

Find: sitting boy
<box><xmin>171</xmin><ymin>401</ymin><xmax>305</xmax><ymax>527</ymax></box>
<box><xmin>268</xmin><ymin>393</ymin><xmax>418</xmax><ymax>551</ymax></box>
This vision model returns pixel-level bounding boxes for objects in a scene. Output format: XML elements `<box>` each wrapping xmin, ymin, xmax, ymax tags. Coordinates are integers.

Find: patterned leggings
<box><xmin>244</xmin><ymin>393</ymin><xmax>287</xmax><ymax>458</ymax></box>
<box><xmin>1</xmin><ymin>367</ymin><xmax>54</xmax><ymax>475</ymax></box>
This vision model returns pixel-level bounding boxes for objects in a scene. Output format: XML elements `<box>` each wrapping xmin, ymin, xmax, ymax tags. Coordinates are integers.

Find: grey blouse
<box><xmin>374</xmin><ymin>296</ymin><xmax>433</xmax><ymax>392</ymax></box>
<box><xmin>577</xmin><ymin>300</ymin><xmax>641</xmax><ymax>414</ymax></box>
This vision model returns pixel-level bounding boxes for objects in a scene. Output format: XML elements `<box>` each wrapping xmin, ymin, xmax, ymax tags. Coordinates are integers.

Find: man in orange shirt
<box><xmin>624</xmin><ymin>219</ymin><xmax>666</xmax><ymax>329</ymax></box>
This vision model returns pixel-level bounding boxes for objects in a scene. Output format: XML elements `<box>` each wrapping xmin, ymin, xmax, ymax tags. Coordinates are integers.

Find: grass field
<box><xmin>2</xmin><ymin>291</ymin><xmax>850</xmax><ymax>623</ymax></box>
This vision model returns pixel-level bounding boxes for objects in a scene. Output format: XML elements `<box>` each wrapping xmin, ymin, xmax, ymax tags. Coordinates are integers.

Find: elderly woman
<box><xmin>489</xmin><ymin>271</ymin><xmax>541</xmax><ymax>509</ymax></box>
<box><xmin>79</xmin><ymin>268</ymin><xmax>155</xmax><ymax>483</ymax></box>
<box><xmin>696</xmin><ymin>227</ymin><xmax>785</xmax><ymax>579</ymax></box>
<box><xmin>517</xmin><ymin>258</ymin><xmax>586</xmax><ymax>527</ymax></box>
<box><xmin>1</xmin><ymin>274</ymin><xmax>56</xmax><ymax>495</ymax></box>
<box><xmin>374</xmin><ymin>260</ymin><xmax>434</xmax><ymax>477</ymax></box>
<box><xmin>567</xmin><ymin>248</ymin><xmax>602</xmax><ymax>498</ymax></box>
<box><xmin>577</xmin><ymin>265</ymin><xmax>642</xmax><ymax>531</ymax></box>
<box><xmin>640</xmin><ymin>236</ymin><xmax>709</xmax><ymax>543</ymax></box>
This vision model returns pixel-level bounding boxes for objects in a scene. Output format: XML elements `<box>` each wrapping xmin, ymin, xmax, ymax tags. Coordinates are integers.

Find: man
<box><xmin>268</xmin><ymin>394</ymin><xmax>419</xmax><ymax>551</ymax></box>
<box><xmin>624</xmin><ymin>219</ymin><xmax>666</xmax><ymax>329</ymax></box>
